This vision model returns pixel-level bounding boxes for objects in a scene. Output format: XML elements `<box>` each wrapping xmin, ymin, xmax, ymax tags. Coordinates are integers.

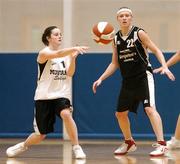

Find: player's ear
<box><xmin>46</xmin><ymin>36</ymin><xmax>50</xmax><ymax>41</ymax></box>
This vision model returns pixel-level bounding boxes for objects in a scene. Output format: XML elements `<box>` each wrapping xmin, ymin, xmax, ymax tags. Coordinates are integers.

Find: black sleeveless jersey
<box><xmin>114</xmin><ymin>26</ymin><xmax>152</xmax><ymax>79</ymax></box>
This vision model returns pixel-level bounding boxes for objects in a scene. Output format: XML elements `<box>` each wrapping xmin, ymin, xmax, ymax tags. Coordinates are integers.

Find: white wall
<box><xmin>0</xmin><ymin>0</ymin><xmax>179</xmax><ymax>52</ymax></box>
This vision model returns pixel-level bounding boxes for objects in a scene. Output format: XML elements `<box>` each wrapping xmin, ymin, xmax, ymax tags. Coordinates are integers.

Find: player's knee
<box><xmin>39</xmin><ymin>134</ymin><xmax>46</xmax><ymax>140</ymax></box>
<box><xmin>145</xmin><ymin>107</ymin><xmax>156</xmax><ymax>116</ymax></box>
<box><xmin>33</xmin><ymin>132</ymin><xmax>46</xmax><ymax>140</ymax></box>
<box><xmin>115</xmin><ymin>111</ymin><xmax>128</xmax><ymax>119</ymax></box>
<box><xmin>60</xmin><ymin>109</ymin><xmax>71</xmax><ymax>120</ymax></box>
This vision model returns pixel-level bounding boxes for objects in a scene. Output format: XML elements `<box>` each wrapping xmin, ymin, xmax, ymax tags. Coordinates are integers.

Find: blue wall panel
<box><xmin>0</xmin><ymin>52</ymin><xmax>179</xmax><ymax>139</ymax></box>
<box><xmin>0</xmin><ymin>53</ymin><xmax>62</xmax><ymax>138</ymax></box>
<box><xmin>73</xmin><ymin>54</ymin><xmax>121</xmax><ymax>138</ymax></box>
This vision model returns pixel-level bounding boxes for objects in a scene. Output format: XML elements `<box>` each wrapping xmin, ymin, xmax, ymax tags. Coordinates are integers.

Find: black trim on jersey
<box><xmin>119</xmin><ymin>26</ymin><xmax>135</xmax><ymax>40</ymax></box>
<box><xmin>135</xmin><ymin>28</ymin><xmax>151</xmax><ymax>69</ymax></box>
<box><xmin>136</xmin><ymin>28</ymin><xmax>144</xmax><ymax>43</ymax></box>
<box><xmin>134</xmin><ymin>41</ymin><xmax>148</xmax><ymax>66</ymax></box>
<box><xmin>38</xmin><ymin>61</ymin><xmax>47</xmax><ymax>80</ymax></box>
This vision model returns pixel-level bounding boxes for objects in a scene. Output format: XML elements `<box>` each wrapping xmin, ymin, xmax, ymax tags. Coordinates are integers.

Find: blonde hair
<box><xmin>117</xmin><ymin>7</ymin><xmax>132</xmax><ymax>16</ymax></box>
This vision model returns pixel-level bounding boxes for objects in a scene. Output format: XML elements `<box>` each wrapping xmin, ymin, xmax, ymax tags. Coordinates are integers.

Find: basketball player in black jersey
<box><xmin>93</xmin><ymin>7</ymin><xmax>175</xmax><ymax>156</ymax></box>
<box><xmin>154</xmin><ymin>50</ymin><xmax>180</xmax><ymax>149</ymax></box>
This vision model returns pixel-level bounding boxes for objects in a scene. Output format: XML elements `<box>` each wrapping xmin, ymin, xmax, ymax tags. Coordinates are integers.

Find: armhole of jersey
<box><xmin>137</xmin><ymin>28</ymin><xmax>145</xmax><ymax>43</ymax></box>
<box><xmin>38</xmin><ymin>61</ymin><xmax>48</xmax><ymax>80</ymax></box>
<box><xmin>134</xmin><ymin>28</ymin><xmax>149</xmax><ymax>66</ymax></box>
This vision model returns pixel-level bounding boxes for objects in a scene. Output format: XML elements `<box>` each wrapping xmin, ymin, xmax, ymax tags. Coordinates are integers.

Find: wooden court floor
<box><xmin>0</xmin><ymin>139</ymin><xmax>179</xmax><ymax>164</ymax></box>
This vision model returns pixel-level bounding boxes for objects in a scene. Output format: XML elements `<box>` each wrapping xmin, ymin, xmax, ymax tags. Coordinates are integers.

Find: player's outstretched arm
<box><xmin>154</xmin><ymin>51</ymin><xmax>180</xmax><ymax>77</ymax></box>
<box><xmin>38</xmin><ymin>46</ymin><xmax>89</xmax><ymax>63</ymax></box>
<box><xmin>166</xmin><ymin>51</ymin><xmax>180</xmax><ymax>67</ymax></box>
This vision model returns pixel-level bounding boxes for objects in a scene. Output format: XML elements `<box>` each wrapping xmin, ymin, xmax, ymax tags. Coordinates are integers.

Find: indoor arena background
<box><xmin>0</xmin><ymin>52</ymin><xmax>179</xmax><ymax>139</ymax></box>
<box><xmin>0</xmin><ymin>0</ymin><xmax>180</xmax><ymax>140</ymax></box>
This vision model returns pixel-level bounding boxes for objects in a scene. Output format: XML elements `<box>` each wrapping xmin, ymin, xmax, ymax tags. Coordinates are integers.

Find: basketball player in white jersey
<box><xmin>93</xmin><ymin>7</ymin><xmax>175</xmax><ymax>156</ymax></box>
<box><xmin>6</xmin><ymin>26</ymin><xmax>89</xmax><ymax>159</ymax></box>
<box><xmin>154</xmin><ymin>50</ymin><xmax>180</xmax><ymax>149</ymax></box>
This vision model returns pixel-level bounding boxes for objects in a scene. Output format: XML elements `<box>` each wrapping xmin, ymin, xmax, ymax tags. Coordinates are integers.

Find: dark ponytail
<box><xmin>42</xmin><ymin>26</ymin><xmax>57</xmax><ymax>46</ymax></box>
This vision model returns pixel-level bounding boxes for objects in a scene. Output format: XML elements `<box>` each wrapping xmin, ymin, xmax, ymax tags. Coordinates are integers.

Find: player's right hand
<box><xmin>74</xmin><ymin>46</ymin><xmax>89</xmax><ymax>54</ymax></box>
<box><xmin>92</xmin><ymin>79</ymin><xmax>102</xmax><ymax>94</ymax></box>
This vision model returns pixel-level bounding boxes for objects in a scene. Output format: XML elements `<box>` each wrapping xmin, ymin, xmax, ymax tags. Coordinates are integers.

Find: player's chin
<box><xmin>58</xmin><ymin>41</ymin><xmax>62</xmax><ymax>45</ymax></box>
<box><xmin>121</xmin><ymin>23</ymin><xmax>128</xmax><ymax>27</ymax></box>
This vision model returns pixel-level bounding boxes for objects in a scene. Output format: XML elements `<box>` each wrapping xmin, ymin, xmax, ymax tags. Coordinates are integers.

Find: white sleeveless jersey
<box><xmin>34</xmin><ymin>56</ymin><xmax>72</xmax><ymax>100</ymax></box>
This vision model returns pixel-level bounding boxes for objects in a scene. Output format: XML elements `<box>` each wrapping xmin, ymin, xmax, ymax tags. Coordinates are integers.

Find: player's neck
<box><xmin>49</xmin><ymin>44</ymin><xmax>60</xmax><ymax>51</ymax></box>
<box><xmin>120</xmin><ymin>25</ymin><xmax>133</xmax><ymax>36</ymax></box>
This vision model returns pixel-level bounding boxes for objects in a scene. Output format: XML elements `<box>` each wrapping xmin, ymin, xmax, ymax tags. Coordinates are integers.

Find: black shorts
<box><xmin>116</xmin><ymin>71</ymin><xmax>155</xmax><ymax>113</ymax></box>
<box><xmin>33</xmin><ymin>97</ymin><xmax>72</xmax><ymax>134</ymax></box>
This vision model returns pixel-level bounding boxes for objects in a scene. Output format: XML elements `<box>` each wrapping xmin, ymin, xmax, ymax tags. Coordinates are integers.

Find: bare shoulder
<box><xmin>37</xmin><ymin>47</ymin><xmax>49</xmax><ymax>63</ymax></box>
<box><xmin>138</xmin><ymin>29</ymin><xmax>148</xmax><ymax>38</ymax></box>
<box><xmin>137</xmin><ymin>29</ymin><xmax>152</xmax><ymax>46</ymax></box>
<box><xmin>39</xmin><ymin>47</ymin><xmax>49</xmax><ymax>54</ymax></box>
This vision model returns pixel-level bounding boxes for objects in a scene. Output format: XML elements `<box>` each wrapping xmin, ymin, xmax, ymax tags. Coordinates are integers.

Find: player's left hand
<box><xmin>154</xmin><ymin>67</ymin><xmax>175</xmax><ymax>81</ymax></box>
<box><xmin>153</xmin><ymin>67</ymin><xmax>163</xmax><ymax>74</ymax></box>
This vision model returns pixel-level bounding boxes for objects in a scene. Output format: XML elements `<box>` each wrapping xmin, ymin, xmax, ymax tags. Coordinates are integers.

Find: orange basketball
<box><xmin>92</xmin><ymin>22</ymin><xmax>115</xmax><ymax>45</ymax></box>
